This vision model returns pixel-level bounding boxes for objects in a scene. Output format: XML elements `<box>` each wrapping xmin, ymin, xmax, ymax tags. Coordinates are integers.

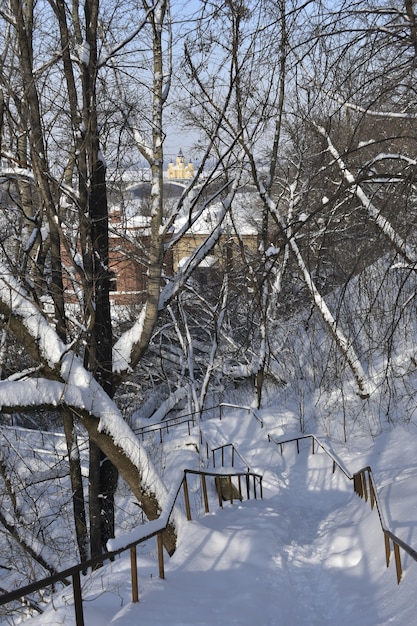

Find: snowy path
<box><xmin>27</xmin><ymin>416</ymin><xmax>417</xmax><ymax>625</ymax></box>
<box><xmin>81</xmin><ymin>446</ymin><xmax>407</xmax><ymax>626</ymax></box>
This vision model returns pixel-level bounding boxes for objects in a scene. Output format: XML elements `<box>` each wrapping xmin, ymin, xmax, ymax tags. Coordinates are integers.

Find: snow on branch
<box><xmin>113</xmin><ymin>305</ymin><xmax>147</xmax><ymax>374</ymax></box>
<box><xmin>0</xmin><ymin>370</ymin><xmax>169</xmax><ymax>511</ymax></box>
<box><xmin>0</xmin><ymin>364</ymin><xmax>139</xmax><ymax>465</ymax></box>
<box><xmin>327</xmin><ymin>95</ymin><xmax>417</xmax><ymax>120</ymax></box>
<box><xmin>0</xmin><ymin>166</ymin><xmax>36</xmax><ymax>185</ymax></box>
<box><xmin>257</xmin><ymin>178</ymin><xmax>373</xmax><ymax>399</ymax></box>
<box><xmin>0</xmin><ymin>377</ymin><xmax>87</xmax><ymax>414</ymax></box>
<box><xmin>132</xmin><ymin>127</ymin><xmax>153</xmax><ymax>163</ymax></box>
<box><xmin>113</xmin><ymin>159</ymin><xmax>245</xmax><ymax>375</ymax></box>
<box><xmin>315</xmin><ymin>124</ymin><xmax>416</xmax><ymax>266</ymax></box>
<box><xmin>0</xmin><ymin>261</ymin><xmax>66</xmax><ymax>368</ymax></box>
<box><xmin>0</xmin><ymin>265</ymin><xmax>165</xmax><ymax>491</ymax></box>
<box><xmin>363</xmin><ymin>153</ymin><xmax>417</xmax><ymax>168</ymax></box>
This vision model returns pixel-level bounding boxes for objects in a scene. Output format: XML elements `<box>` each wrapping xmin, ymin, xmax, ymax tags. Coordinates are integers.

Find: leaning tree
<box><xmin>0</xmin><ymin>0</ymin><xmax>247</xmax><ymax>587</ymax></box>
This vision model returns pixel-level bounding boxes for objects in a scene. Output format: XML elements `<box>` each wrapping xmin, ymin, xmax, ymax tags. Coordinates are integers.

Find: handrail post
<box><xmin>394</xmin><ymin>542</ymin><xmax>402</xmax><ymax>584</ymax></box>
<box><xmin>130</xmin><ymin>545</ymin><xmax>139</xmax><ymax>603</ymax></box>
<box><xmin>246</xmin><ymin>473</ymin><xmax>250</xmax><ymax>499</ymax></box>
<box><xmin>362</xmin><ymin>471</ymin><xmax>368</xmax><ymax>502</ymax></box>
<box><xmin>385</xmin><ymin>532</ymin><xmax>391</xmax><ymax>568</ymax></box>
<box><xmin>216</xmin><ymin>477</ymin><xmax>223</xmax><ymax>508</ymax></box>
<box><xmin>72</xmin><ymin>571</ymin><xmax>85</xmax><ymax>626</ymax></box>
<box><xmin>183</xmin><ymin>474</ymin><xmax>192</xmax><ymax>521</ymax></box>
<box><xmin>312</xmin><ymin>437</ymin><xmax>315</xmax><ymax>455</ymax></box>
<box><xmin>157</xmin><ymin>533</ymin><xmax>165</xmax><ymax>580</ymax></box>
<box><xmin>201</xmin><ymin>474</ymin><xmax>209</xmax><ymax>513</ymax></box>
<box><xmin>354</xmin><ymin>472</ymin><xmax>363</xmax><ymax>497</ymax></box>
<box><xmin>232</xmin><ymin>446</ymin><xmax>235</xmax><ymax>467</ymax></box>
<box><xmin>238</xmin><ymin>474</ymin><xmax>242</xmax><ymax>500</ymax></box>
<box><xmin>369</xmin><ymin>472</ymin><xmax>375</xmax><ymax>510</ymax></box>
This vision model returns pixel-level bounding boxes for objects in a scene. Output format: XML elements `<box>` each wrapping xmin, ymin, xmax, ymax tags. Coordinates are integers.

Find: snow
<box><xmin>265</xmin><ymin>245</ymin><xmax>280</xmax><ymax>257</ymax></box>
<box><xmin>113</xmin><ymin>305</ymin><xmax>147</xmax><ymax>373</ymax></box>
<box><xmin>0</xmin><ymin>271</ymin><xmax>173</xmax><ymax>519</ymax></box>
<box><xmin>19</xmin><ymin>408</ymin><xmax>417</xmax><ymax>626</ymax></box>
<box><xmin>77</xmin><ymin>41</ymin><xmax>90</xmax><ymax>65</ymax></box>
<box><xmin>316</xmin><ymin>124</ymin><xmax>416</xmax><ymax>266</ymax></box>
<box><xmin>98</xmin><ymin>149</ymin><xmax>107</xmax><ymax>167</ymax></box>
<box><xmin>0</xmin><ymin>262</ymin><xmax>66</xmax><ymax>367</ymax></box>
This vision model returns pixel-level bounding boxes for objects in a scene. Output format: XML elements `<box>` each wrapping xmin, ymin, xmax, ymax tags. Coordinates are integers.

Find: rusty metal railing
<box><xmin>132</xmin><ymin>402</ymin><xmax>264</xmax><ymax>444</ymax></box>
<box><xmin>0</xmin><ymin>467</ymin><xmax>262</xmax><ymax>625</ymax></box>
<box><xmin>268</xmin><ymin>433</ymin><xmax>352</xmax><ymax>478</ymax></box>
<box><xmin>208</xmin><ymin>442</ymin><xmax>251</xmax><ymax>472</ymax></box>
<box><xmin>269</xmin><ymin>433</ymin><xmax>417</xmax><ymax>585</ymax></box>
<box><xmin>219</xmin><ymin>403</ymin><xmax>264</xmax><ymax>428</ymax></box>
<box><xmin>352</xmin><ymin>465</ymin><xmax>417</xmax><ymax>584</ymax></box>
<box><xmin>133</xmin><ymin>413</ymin><xmax>196</xmax><ymax>442</ymax></box>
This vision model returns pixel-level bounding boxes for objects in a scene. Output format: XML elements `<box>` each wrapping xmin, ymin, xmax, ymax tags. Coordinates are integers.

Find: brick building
<box><xmin>62</xmin><ymin>152</ymin><xmax>261</xmax><ymax>309</ymax></box>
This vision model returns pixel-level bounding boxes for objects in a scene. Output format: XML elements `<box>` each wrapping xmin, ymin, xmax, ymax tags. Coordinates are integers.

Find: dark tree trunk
<box><xmin>86</xmin><ymin>142</ymin><xmax>119</xmax><ymax>559</ymax></box>
<box><xmin>81</xmin><ymin>0</ymin><xmax>118</xmax><ymax>558</ymax></box>
<box><xmin>63</xmin><ymin>410</ymin><xmax>88</xmax><ymax>563</ymax></box>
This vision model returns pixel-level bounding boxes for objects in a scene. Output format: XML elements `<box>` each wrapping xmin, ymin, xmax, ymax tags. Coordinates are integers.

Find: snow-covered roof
<box><xmin>110</xmin><ymin>188</ymin><xmax>262</xmax><ymax>237</ymax></box>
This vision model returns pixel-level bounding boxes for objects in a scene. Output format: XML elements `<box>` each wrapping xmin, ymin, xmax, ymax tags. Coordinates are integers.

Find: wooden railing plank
<box><xmin>183</xmin><ymin>475</ymin><xmax>192</xmax><ymax>521</ymax></box>
<box><xmin>201</xmin><ymin>474</ymin><xmax>209</xmax><ymax>513</ymax></box>
<box><xmin>394</xmin><ymin>542</ymin><xmax>402</xmax><ymax>584</ymax></box>
<box><xmin>130</xmin><ymin>546</ymin><xmax>139</xmax><ymax>603</ymax></box>
<box><xmin>157</xmin><ymin>534</ymin><xmax>165</xmax><ymax>580</ymax></box>
<box><xmin>72</xmin><ymin>571</ymin><xmax>84</xmax><ymax>626</ymax></box>
<box><xmin>385</xmin><ymin>532</ymin><xmax>391</xmax><ymax>568</ymax></box>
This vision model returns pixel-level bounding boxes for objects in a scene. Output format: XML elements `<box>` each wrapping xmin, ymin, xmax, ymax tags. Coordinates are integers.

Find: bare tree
<box><xmin>0</xmin><ymin>0</ymin><xmax>248</xmax><ymax>583</ymax></box>
<box><xmin>178</xmin><ymin>0</ymin><xmax>417</xmax><ymax>409</ymax></box>
<box><xmin>2</xmin><ymin>0</ymin><xmax>417</xmax><ymax>604</ymax></box>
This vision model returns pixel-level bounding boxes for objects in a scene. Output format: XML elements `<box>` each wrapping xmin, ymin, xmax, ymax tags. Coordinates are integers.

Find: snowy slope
<box><xmin>23</xmin><ymin>407</ymin><xmax>417</xmax><ymax>625</ymax></box>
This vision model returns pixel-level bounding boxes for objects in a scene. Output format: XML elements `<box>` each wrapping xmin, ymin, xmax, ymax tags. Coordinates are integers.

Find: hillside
<box><xmin>19</xmin><ymin>405</ymin><xmax>417</xmax><ymax>625</ymax></box>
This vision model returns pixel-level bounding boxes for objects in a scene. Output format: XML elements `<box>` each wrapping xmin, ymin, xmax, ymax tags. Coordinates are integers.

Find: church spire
<box><xmin>167</xmin><ymin>148</ymin><xmax>194</xmax><ymax>180</ymax></box>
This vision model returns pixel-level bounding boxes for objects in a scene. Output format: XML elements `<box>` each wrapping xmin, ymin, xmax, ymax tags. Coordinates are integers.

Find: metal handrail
<box><xmin>219</xmin><ymin>402</ymin><xmax>264</xmax><ymax>427</ymax></box>
<box><xmin>0</xmin><ymin>403</ymin><xmax>261</xmax><ymax>450</ymax></box>
<box><xmin>209</xmin><ymin>442</ymin><xmax>251</xmax><ymax>472</ymax></box>
<box><xmin>268</xmin><ymin>433</ymin><xmax>352</xmax><ymax>479</ymax></box>
<box><xmin>133</xmin><ymin>402</ymin><xmax>264</xmax><ymax>443</ymax></box>
<box><xmin>0</xmin><ymin>467</ymin><xmax>262</xmax><ymax>624</ymax></box>
<box><xmin>133</xmin><ymin>414</ymin><xmax>196</xmax><ymax>442</ymax></box>
<box><xmin>269</xmin><ymin>433</ymin><xmax>417</xmax><ymax>584</ymax></box>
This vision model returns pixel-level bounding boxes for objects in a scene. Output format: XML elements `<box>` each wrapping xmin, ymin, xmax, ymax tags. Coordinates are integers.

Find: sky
<box><xmin>20</xmin><ymin>405</ymin><xmax>417</xmax><ymax>626</ymax></box>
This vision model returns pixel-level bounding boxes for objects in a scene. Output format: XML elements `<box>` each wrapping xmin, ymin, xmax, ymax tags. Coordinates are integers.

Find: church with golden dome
<box><xmin>167</xmin><ymin>148</ymin><xmax>194</xmax><ymax>180</ymax></box>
